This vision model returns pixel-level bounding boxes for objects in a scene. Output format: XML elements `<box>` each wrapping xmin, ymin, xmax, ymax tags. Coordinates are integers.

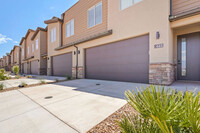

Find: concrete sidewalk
<box><xmin>0</xmin><ymin>90</ymin><xmax>78</xmax><ymax>133</ymax></box>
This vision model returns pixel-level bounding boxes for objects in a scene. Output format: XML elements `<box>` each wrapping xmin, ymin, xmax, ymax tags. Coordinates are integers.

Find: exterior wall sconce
<box><xmin>156</xmin><ymin>31</ymin><xmax>160</xmax><ymax>39</ymax></box>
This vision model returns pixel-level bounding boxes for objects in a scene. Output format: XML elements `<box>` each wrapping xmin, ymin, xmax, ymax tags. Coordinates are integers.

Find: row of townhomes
<box><xmin>0</xmin><ymin>0</ymin><xmax>200</xmax><ymax>85</ymax></box>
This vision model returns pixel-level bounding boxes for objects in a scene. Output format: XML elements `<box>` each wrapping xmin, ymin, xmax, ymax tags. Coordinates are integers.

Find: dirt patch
<box><xmin>87</xmin><ymin>103</ymin><xmax>138</xmax><ymax>133</ymax></box>
<box><xmin>0</xmin><ymin>80</ymin><xmax>68</xmax><ymax>94</ymax></box>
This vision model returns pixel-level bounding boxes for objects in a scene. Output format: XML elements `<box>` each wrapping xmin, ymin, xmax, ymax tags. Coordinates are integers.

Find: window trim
<box><xmin>66</xmin><ymin>19</ymin><xmax>74</xmax><ymax>38</ymax></box>
<box><xmin>87</xmin><ymin>1</ymin><xmax>102</xmax><ymax>29</ymax></box>
<box><xmin>120</xmin><ymin>0</ymin><xmax>142</xmax><ymax>11</ymax></box>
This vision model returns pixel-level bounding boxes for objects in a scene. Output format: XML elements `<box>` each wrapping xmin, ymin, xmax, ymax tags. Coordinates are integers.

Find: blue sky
<box><xmin>0</xmin><ymin>0</ymin><xmax>78</xmax><ymax>58</ymax></box>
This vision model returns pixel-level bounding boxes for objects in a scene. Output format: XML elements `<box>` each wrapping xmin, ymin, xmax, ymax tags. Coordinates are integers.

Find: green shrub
<box><xmin>66</xmin><ymin>75</ymin><xmax>72</xmax><ymax>80</ymax></box>
<box><xmin>0</xmin><ymin>68</ymin><xmax>5</xmax><ymax>73</ymax></box>
<box><xmin>118</xmin><ymin>85</ymin><xmax>200</xmax><ymax>133</ymax></box>
<box><xmin>118</xmin><ymin>114</ymin><xmax>160</xmax><ymax>133</ymax></box>
<box><xmin>26</xmin><ymin>75</ymin><xmax>32</xmax><ymax>78</ymax></box>
<box><xmin>55</xmin><ymin>78</ymin><xmax>59</xmax><ymax>82</ymax></box>
<box><xmin>0</xmin><ymin>69</ymin><xmax>9</xmax><ymax>81</ymax></box>
<box><xmin>12</xmin><ymin>66</ymin><xmax>19</xmax><ymax>75</ymax></box>
<box><xmin>0</xmin><ymin>83</ymin><xmax>4</xmax><ymax>90</ymax></box>
<box><xmin>40</xmin><ymin>80</ymin><xmax>46</xmax><ymax>84</ymax></box>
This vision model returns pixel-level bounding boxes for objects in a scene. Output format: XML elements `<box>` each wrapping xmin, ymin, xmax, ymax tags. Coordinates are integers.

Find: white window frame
<box><xmin>66</xmin><ymin>19</ymin><xmax>74</xmax><ymax>38</ymax></box>
<box><xmin>120</xmin><ymin>0</ymin><xmax>142</xmax><ymax>10</ymax></box>
<box><xmin>50</xmin><ymin>28</ymin><xmax>56</xmax><ymax>43</ymax></box>
<box><xmin>35</xmin><ymin>39</ymin><xmax>38</xmax><ymax>50</ymax></box>
<box><xmin>88</xmin><ymin>1</ymin><xmax>102</xmax><ymax>28</ymax></box>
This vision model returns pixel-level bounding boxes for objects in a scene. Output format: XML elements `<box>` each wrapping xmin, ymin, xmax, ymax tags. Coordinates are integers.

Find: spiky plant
<box><xmin>118</xmin><ymin>85</ymin><xmax>200</xmax><ymax>133</ymax></box>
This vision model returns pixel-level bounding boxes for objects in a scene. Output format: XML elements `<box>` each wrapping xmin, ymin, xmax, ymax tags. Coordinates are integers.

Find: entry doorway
<box><xmin>177</xmin><ymin>32</ymin><xmax>200</xmax><ymax>81</ymax></box>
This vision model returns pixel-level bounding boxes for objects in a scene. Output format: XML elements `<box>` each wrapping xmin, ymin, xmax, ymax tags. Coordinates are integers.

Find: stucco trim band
<box><xmin>55</xmin><ymin>30</ymin><xmax>113</xmax><ymax>51</ymax></box>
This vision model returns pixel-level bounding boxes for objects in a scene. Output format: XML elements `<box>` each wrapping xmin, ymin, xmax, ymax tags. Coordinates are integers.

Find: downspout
<box><xmin>170</xmin><ymin>0</ymin><xmax>173</xmax><ymax>16</ymax></box>
<box><xmin>74</xmin><ymin>44</ymin><xmax>78</xmax><ymax>79</ymax></box>
<box><xmin>61</xmin><ymin>13</ymin><xmax>65</xmax><ymax>47</ymax></box>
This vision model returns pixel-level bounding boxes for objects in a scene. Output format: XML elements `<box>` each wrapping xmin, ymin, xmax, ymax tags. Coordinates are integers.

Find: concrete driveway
<box><xmin>0</xmin><ymin>79</ymin><xmax>131</xmax><ymax>133</ymax></box>
<box><xmin>0</xmin><ymin>79</ymin><xmax>199</xmax><ymax>133</ymax></box>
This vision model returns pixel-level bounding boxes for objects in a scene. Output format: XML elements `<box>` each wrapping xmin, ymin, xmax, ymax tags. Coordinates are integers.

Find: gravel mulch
<box><xmin>87</xmin><ymin>103</ymin><xmax>138</xmax><ymax>133</ymax></box>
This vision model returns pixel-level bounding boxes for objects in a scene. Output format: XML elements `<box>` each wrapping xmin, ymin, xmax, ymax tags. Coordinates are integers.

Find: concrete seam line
<box><xmin>17</xmin><ymin>89</ymin><xmax>81</xmax><ymax>133</ymax></box>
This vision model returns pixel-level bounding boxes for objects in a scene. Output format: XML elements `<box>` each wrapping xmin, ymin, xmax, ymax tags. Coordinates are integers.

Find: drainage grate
<box><xmin>44</xmin><ymin>96</ymin><xmax>53</xmax><ymax>99</ymax></box>
<box><xmin>96</xmin><ymin>83</ymin><xmax>101</xmax><ymax>86</ymax></box>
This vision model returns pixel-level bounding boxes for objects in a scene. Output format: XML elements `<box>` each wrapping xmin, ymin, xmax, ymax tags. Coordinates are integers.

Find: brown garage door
<box><xmin>24</xmin><ymin>63</ymin><xmax>28</xmax><ymax>74</ymax></box>
<box><xmin>31</xmin><ymin>60</ymin><xmax>38</xmax><ymax>75</ymax></box>
<box><xmin>52</xmin><ymin>53</ymin><xmax>72</xmax><ymax>77</ymax></box>
<box><xmin>85</xmin><ymin>35</ymin><xmax>149</xmax><ymax>83</ymax></box>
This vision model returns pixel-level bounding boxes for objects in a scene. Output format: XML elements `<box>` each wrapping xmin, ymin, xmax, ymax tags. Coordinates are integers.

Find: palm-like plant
<box><xmin>118</xmin><ymin>85</ymin><xmax>200</xmax><ymax>133</ymax></box>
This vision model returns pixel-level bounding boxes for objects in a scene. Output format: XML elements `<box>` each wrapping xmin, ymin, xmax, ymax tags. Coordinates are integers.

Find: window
<box><xmin>35</xmin><ymin>39</ymin><xmax>38</xmax><ymax>50</ymax></box>
<box><xmin>27</xmin><ymin>46</ymin><xmax>29</xmax><ymax>55</ymax></box>
<box><xmin>120</xmin><ymin>0</ymin><xmax>142</xmax><ymax>10</ymax></box>
<box><xmin>51</xmin><ymin>28</ymin><xmax>56</xmax><ymax>42</ymax></box>
<box><xmin>22</xmin><ymin>48</ymin><xmax>24</xmax><ymax>56</ymax></box>
<box><xmin>88</xmin><ymin>2</ymin><xmax>102</xmax><ymax>28</ymax></box>
<box><xmin>66</xmin><ymin>19</ymin><xmax>74</xmax><ymax>37</ymax></box>
<box><xmin>32</xmin><ymin>44</ymin><xmax>34</xmax><ymax>52</ymax></box>
<box><xmin>181</xmin><ymin>38</ymin><xmax>186</xmax><ymax>76</ymax></box>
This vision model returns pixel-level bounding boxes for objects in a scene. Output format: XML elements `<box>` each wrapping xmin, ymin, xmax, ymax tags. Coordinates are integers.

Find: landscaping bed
<box><xmin>87</xmin><ymin>103</ymin><xmax>138</xmax><ymax>133</ymax></box>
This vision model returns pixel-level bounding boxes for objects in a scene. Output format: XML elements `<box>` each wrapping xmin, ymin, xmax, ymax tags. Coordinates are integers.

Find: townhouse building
<box><xmin>5</xmin><ymin>53</ymin><xmax>11</xmax><ymax>71</ymax></box>
<box><xmin>43</xmin><ymin>0</ymin><xmax>200</xmax><ymax>85</ymax></box>
<box><xmin>20</xmin><ymin>28</ymin><xmax>48</xmax><ymax>75</ymax></box>
<box><xmin>0</xmin><ymin>58</ymin><xmax>2</xmax><ymax>68</ymax></box>
<box><xmin>2</xmin><ymin>56</ymin><xmax>6</xmax><ymax>69</ymax></box>
<box><xmin>10</xmin><ymin>46</ymin><xmax>21</xmax><ymax>70</ymax></box>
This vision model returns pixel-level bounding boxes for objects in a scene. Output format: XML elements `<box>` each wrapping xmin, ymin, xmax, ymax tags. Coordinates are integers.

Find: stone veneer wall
<box><xmin>72</xmin><ymin>66</ymin><xmax>84</xmax><ymax>79</ymax></box>
<box><xmin>149</xmin><ymin>63</ymin><xmax>175</xmax><ymax>85</ymax></box>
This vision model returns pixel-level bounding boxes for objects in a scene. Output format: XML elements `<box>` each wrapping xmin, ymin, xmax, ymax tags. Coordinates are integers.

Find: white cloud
<box><xmin>50</xmin><ymin>6</ymin><xmax>55</xmax><ymax>10</ymax></box>
<box><xmin>0</xmin><ymin>33</ymin><xmax>18</xmax><ymax>45</ymax></box>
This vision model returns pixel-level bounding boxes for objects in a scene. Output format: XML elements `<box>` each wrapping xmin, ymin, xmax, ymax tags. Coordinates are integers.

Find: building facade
<box><xmin>1</xmin><ymin>0</ymin><xmax>199</xmax><ymax>85</ymax></box>
<box><xmin>43</xmin><ymin>0</ymin><xmax>199</xmax><ymax>85</ymax></box>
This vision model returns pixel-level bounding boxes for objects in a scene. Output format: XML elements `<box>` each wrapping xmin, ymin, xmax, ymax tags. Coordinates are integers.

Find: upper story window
<box><xmin>32</xmin><ymin>43</ymin><xmax>34</xmax><ymax>53</ymax></box>
<box><xmin>27</xmin><ymin>46</ymin><xmax>29</xmax><ymax>55</ymax></box>
<box><xmin>88</xmin><ymin>2</ymin><xmax>102</xmax><ymax>28</ymax></box>
<box><xmin>66</xmin><ymin>19</ymin><xmax>74</xmax><ymax>37</ymax></box>
<box><xmin>35</xmin><ymin>39</ymin><xmax>38</xmax><ymax>50</ymax></box>
<box><xmin>120</xmin><ymin>0</ymin><xmax>142</xmax><ymax>10</ymax></box>
<box><xmin>22</xmin><ymin>48</ymin><xmax>24</xmax><ymax>56</ymax></box>
<box><xmin>50</xmin><ymin>28</ymin><xmax>56</xmax><ymax>43</ymax></box>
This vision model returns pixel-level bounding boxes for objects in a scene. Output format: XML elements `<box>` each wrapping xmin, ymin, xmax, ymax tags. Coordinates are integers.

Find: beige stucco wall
<box><xmin>48</xmin><ymin>0</ymin><xmax>172</xmax><ymax>67</ymax></box>
<box><xmin>73</xmin><ymin>0</ymin><xmax>172</xmax><ymax>69</ymax></box>
<box><xmin>13</xmin><ymin>47</ymin><xmax>20</xmax><ymax>65</ymax></box>
<box><xmin>62</xmin><ymin>0</ymin><xmax>108</xmax><ymax>46</ymax></box>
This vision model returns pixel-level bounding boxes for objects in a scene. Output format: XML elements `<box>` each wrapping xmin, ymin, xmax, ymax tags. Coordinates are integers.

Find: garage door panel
<box><xmin>31</xmin><ymin>60</ymin><xmax>38</xmax><ymax>75</ymax></box>
<box><xmin>85</xmin><ymin>35</ymin><xmax>149</xmax><ymax>83</ymax></box>
<box><xmin>52</xmin><ymin>53</ymin><xmax>72</xmax><ymax>77</ymax></box>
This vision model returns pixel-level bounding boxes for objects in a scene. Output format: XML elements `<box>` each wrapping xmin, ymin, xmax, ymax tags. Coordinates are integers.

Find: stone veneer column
<box><xmin>149</xmin><ymin>63</ymin><xmax>175</xmax><ymax>85</ymax></box>
<box><xmin>72</xmin><ymin>66</ymin><xmax>84</xmax><ymax>79</ymax></box>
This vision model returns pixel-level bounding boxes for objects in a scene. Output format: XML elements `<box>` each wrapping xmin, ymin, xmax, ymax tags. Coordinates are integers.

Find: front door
<box><xmin>177</xmin><ymin>32</ymin><xmax>200</xmax><ymax>81</ymax></box>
